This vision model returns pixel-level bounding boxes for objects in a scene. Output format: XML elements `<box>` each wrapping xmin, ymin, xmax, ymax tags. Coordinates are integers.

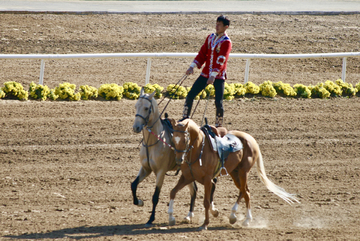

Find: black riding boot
<box><xmin>215</xmin><ymin>109</ymin><xmax>224</xmax><ymax>127</ymax></box>
<box><xmin>180</xmin><ymin>99</ymin><xmax>193</xmax><ymax>121</ymax></box>
<box><xmin>215</xmin><ymin>116</ymin><xmax>223</xmax><ymax>127</ymax></box>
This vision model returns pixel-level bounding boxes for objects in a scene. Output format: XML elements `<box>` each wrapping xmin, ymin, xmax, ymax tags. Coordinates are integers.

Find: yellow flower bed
<box><xmin>29</xmin><ymin>82</ymin><xmax>50</xmax><ymax>101</ymax></box>
<box><xmin>0</xmin><ymin>88</ymin><xmax>6</xmax><ymax>99</ymax></box>
<box><xmin>2</xmin><ymin>81</ymin><xmax>28</xmax><ymax>100</ymax></box>
<box><xmin>55</xmin><ymin>82</ymin><xmax>81</xmax><ymax>101</ymax></box>
<box><xmin>98</xmin><ymin>83</ymin><xmax>124</xmax><ymax>100</ymax></box>
<box><xmin>123</xmin><ymin>82</ymin><xmax>141</xmax><ymax>100</ymax></box>
<box><xmin>293</xmin><ymin>84</ymin><xmax>312</xmax><ymax>98</ymax></box>
<box><xmin>144</xmin><ymin>83</ymin><xmax>164</xmax><ymax>98</ymax></box>
<box><xmin>80</xmin><ymin>85</ymin><xmax>98</xmax><ymax>100</ymax></box>
<box><xmin>259</xmin><ymin>81</ymin><xmax>277</xmax><ymax>98</ymax></box>
<box><xmin>1</xmin><ymin>79</ymin><xmax>359</xmax><ymax>101</ymax></box>
<box><xmin>166</xmin><ymin>84</ymin><xmax>188</xmax><ymax>99</ymax></box>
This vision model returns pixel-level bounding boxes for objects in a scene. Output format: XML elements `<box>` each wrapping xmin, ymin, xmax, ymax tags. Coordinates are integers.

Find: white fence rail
<box><xmin>1</xmin><ymin>52</ymin><xmax>359</xmax><ymax>85</ymax></box>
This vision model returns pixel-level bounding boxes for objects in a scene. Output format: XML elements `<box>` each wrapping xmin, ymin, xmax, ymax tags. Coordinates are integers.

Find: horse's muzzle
<box><xmin>175</xmin><ymin>154</ymin><xmax>185</xmax><ymax>165</ymax></box>
<box><xmin>133</xmin><ymin>123</ymin><xmax>144</xmax><ymax>133</ymax></box>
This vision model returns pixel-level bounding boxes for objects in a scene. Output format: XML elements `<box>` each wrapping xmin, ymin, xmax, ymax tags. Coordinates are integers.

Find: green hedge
<box><xmin>0</xmin><ymin>79</ymin><xmax>359</xmax><ymax>101</ymax></box>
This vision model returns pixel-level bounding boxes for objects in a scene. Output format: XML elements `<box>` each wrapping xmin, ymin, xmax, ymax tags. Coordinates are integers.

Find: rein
<box><xmin>135</xmin><ymin>75</ymin><xmax>189</xmax><ymax>175</ymax></box>
<box><xmin>152</xmin><ymin>74</ymin><xmax>188</xmax><ymax>127</ymax></box>
<box><xmin>190</xmin><ymin>88</ymin><xmax>211</xmax><ymax>126</ymax></box>
<box><xmin>147</xmin><ymin>128</ymin><xmax>173</xmax><ymax>150</ymax></box>
<box><xmin>137</xmin><ymin>74</ymin><xmax>188</xmax><ymax>145</ymax></box>
<box><xmin>137</xmin><ymin>74</ymin><xmax>189</xmax><ymax>149</ymax></box>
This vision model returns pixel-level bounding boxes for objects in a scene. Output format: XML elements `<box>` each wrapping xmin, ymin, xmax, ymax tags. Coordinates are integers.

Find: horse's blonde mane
<box><xmin>179</xmin><ymin>118</ymin><xmax>198</xmax><ymax>129</ymax></box>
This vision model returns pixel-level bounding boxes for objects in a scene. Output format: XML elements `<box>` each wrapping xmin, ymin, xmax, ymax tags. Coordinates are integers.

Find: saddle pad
<box><xmin>201</xmin><ymin>125</ymin><xmax>243</xmax><ymax>162</ymax></box>
<box><xmin>216</xmin><ymin>133</ymin><xmax>243</xmax><ymax>162</ymax></box>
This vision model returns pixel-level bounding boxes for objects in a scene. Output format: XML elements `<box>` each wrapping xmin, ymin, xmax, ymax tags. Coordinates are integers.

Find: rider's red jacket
<box><xmin>192</xmin><ymin>33</ymin><xmax>232</xmax><ymax>80</ymax></box>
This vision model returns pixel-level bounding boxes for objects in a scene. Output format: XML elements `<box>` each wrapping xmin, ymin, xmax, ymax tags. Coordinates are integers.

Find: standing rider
<box><xmin>181</xmin><ymin>15</ymin><xmax>232</xmax><ymax>127</ymax></box>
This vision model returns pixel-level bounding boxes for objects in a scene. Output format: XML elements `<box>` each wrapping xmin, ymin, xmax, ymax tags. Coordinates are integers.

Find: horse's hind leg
<box><xmin>131</xmin><ymin>166</ymin><xmax>151</xmax><ymax>207</ymax></box>
<box><xmin>184</xmin><ymin>181</ymin><xmax>197</xmax><ymax>223</ymax></box>
<box><xmin>229</xmin><ymin>170</ymin><xmax>252</xmax><ymax>226</ymax></box>
<box><xmin>229</xmin><ymin>170</ymin><xmax>241</xmax><ymax>224</ymax></box>
<box><xmin>242</xmin><ymin>183</ymin><xmax>253</xmax><ymax>226</ymax></box>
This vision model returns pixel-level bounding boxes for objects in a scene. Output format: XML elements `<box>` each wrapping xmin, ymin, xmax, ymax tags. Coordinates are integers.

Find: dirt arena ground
<box><xmin>1</xmin><ymin>14</ymin><xmax>360</xmax><ymax>240</ymax></box>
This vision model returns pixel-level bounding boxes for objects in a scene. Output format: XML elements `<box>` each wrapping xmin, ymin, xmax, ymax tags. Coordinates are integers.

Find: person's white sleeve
<box><xmin>190</xmin><ymin>62</ymin><xmax>197</xmax><ymax>69</ymax></box>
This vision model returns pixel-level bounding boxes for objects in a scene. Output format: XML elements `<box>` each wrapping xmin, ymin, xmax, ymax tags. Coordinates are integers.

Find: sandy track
<box><xmin>1</xmin><ymin>97</ymin><xmax>360</xmax><ymax>240</ymax></box>
<box><xmin>1</xmin><ymin>13</ymin><xmax>360</xmax><ymax>240</ymax></box>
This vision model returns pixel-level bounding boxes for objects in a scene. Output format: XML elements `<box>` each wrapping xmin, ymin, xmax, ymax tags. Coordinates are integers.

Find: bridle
<box><xmin>172</xmin><ymin>125</ymin><xmax>205</xmax><ymax>166</ymax></box>
<box><xmin>135</xmin><ymin>95</ymin><xmax>155</xmax><ymax>129</ymax></box>
<box><xmin>172</xmin><ymin>128</ymin><xmax>191</xmax><ymax>154</ymax></box>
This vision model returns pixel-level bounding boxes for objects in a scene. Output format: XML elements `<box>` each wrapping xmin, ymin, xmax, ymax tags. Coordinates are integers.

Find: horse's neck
<box><xmin>188</xmin><ymin>122</ymin><xmax>203</xmax><ymax>148</ymax></box>
<box><xmin>144</xmin><ymin>110</ymin><xmax>164</xmax><ymax>139</ymax></box>
<box><xmin>150</xmin><ymin>115</ymin><xmax>163</xmax><ymax>134</ymax></box>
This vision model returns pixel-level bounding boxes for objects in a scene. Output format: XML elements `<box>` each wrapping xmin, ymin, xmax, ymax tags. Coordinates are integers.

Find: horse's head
<box><xmin>170</xmin><ymin>119</ymin><xmax>191</xmax><ymax>165</ymax></box>
<box><xmin>133</xmin><ymin>88</ymin><xmax>157</xmax><ymax>133</ymax></box>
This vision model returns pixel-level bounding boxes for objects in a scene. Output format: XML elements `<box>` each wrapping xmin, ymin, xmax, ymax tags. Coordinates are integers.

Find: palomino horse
<box><xmin>132</xmin><ymin>89</ymin><xmax>197</xmax><ymax>226</ymax></box>
<box><xmin>168</xmin><ymin>118</ymin><xmax>299</xmax><ymax>230</ymax></box>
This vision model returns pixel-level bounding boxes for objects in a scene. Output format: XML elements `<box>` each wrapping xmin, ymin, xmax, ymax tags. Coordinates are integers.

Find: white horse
<box><xmin>132</xmin><ymin>88</ymin><xmax>197</xmax><ymax>226</ymax></box>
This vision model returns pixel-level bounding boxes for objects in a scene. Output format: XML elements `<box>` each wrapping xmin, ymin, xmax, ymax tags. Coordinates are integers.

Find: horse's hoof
<box><xmin>229</xmin><ymin>215</ymin><xmax>237</xmax><ymax>224</ymax></box>
<box><xmin>198</xmin><ymin>225</ymin><xmax>208</xmax><ymax>231</ymax></box>
<box><xmin>169</xmin><ymin>217</ymin><xmax>176</xmax><ymax>226</ymax></box>
<box><xmin>145</xmin><ymin>222</ymin><xmax>154</xmax><ymax>228</ymax></box>
<box><xmin>242</xmin><ymin>218</ymin><xmax>251</xmax><ymax>226</ymax></box>
<box><xmin>182</xmin><ymin>216</ymin><xmax>191</xmax><ymax>224</ymax></box>
<box><xmin>211</xmin><ymin>209</ymin><xmax>219</xmax><ymax>218</ymax></box>
<box><xmin>137</xmin><ymin>199</ymin><xmax>144</xmax><ymax>207</ymax></box>
<box><xmin>183</xmin><ymin>212</ymin><xmax>194</xmax><ymax>223</ymax></box>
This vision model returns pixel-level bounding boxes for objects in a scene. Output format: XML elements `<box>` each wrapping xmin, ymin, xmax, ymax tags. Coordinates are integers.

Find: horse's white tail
<box><xmin>256</xmin><ymin>150</ymin><xmax>300</xmax><ymax>204</ymax></box>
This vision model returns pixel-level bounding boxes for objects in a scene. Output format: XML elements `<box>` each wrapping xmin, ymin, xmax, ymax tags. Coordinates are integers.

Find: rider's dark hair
<box><xmin>217</xmin><ymin>15</ymin><xmax>230</xmax><ymax>26</ymax></box>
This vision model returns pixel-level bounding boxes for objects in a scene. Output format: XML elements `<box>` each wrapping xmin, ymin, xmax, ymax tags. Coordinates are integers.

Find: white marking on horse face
<box><xmin>174</xmin><ymin>136</ymin><xmax>181</xmax><ymax>145</ymax></box>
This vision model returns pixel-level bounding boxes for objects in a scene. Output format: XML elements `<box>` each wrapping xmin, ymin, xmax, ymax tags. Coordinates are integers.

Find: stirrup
<box><xmin>219</xmin><ymin>166</ymin><xmax>229</xmax><ymax>176</ymax></box>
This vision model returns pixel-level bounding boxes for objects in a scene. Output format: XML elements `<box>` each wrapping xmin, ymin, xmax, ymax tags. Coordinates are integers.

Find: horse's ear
<box><xmin>170</xmin><ymin>118</ymin><xmax>176</xmax><ymax>128</ymax></box>
<box><xmin>140</xmin><ymin>87</ymin><xmax>144</xmax><ymax>96</ymax></box>
<box><xmin>184</xmin><ymin>121</ymin><xmax>189</xmax><ymax>129</ymax></box>
<box><xmin>148</xmin><ymin>91</ymin><xmax>156</xmax><ymax>99</ymax></box>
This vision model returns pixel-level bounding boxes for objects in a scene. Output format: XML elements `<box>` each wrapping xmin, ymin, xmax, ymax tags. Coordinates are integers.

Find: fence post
<box><xmin>244</xmin><ymin>59</ymin><xmax>251</xmax><ymax>84</ymax></box>
<box><xmin>341</xmin><ymin>57</ymin><xmax>347</xmax><ymax>82</ymax></box>
<box><xmin>39</xmin><ymin>59</ymin><xmax>45</xmax><ymax>85</ymax></box>
<box><xmin>145</xmin><ymin>58</ymin><xmax>151</xmax><ymax>85</ymax></box>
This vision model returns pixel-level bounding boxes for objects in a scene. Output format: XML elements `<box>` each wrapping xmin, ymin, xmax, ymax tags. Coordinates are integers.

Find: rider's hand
<box><xmin>207</xmin><ymin>76</ymin><xmax>215</xmax><ymax>85</ymax></box>
<box><xmin>186</xmin><ymin>67</ymin><xmax>194</xmax><ymax>75</ymax></box>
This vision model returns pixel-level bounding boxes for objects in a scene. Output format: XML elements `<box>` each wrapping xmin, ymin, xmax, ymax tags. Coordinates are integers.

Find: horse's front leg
<box><xmin>209</xmin><ymin>178</ymin><xmax>219</xmax><ymax>218</ymax></box>
<box><xmin>146</xmin><ymin>171</ymin><xmax>166</xmax><ymax>227</ymax></box>
<box><xmin>168</xmin><ymin>175</ymin><xmax>193</xmax><ymax>226</ymax></box>
<box><xmin>183</xmin><ymin>181</ymin><xmax>197</xmax><ymax>223</ymax></box>
<box><xmin>131</xmin><ymin>166</ymin><xmax>151</xmax><ymax>207</ymax></box>
<box><xmin>199</xmin><ymin>178</ymin><xmax>212</xmax><ymax>231</ymax></box>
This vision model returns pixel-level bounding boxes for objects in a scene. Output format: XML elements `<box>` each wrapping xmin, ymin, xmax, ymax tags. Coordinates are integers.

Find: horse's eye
<box><xmin>144</xmin><ymin>107</ymin><xmax>149</xmax><ymax>111</ymax></box>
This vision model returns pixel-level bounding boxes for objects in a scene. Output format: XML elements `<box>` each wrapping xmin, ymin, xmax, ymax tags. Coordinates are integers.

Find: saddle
<box><xmin>200</xmin><ymin>124</ymin><xmax>243</xmax><ymax>174</ymax></box>
<box><xmin>161</xmin><ymin>116</ymin><xmax>174</xmax><ymax>135</ymax></box>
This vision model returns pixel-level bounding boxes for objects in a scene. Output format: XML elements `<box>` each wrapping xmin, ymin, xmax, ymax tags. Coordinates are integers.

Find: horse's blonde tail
<box><xmin>256</xmin><ymin>150</ymin><xmax>300</xmax><ymax>204</ymax></box>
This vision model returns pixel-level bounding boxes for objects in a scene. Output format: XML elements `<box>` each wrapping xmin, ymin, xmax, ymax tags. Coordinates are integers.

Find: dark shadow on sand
<box><xmin>4</xmin><ymin>223</ymin><xmax>237</xmax><ymax>240</ymax></box>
